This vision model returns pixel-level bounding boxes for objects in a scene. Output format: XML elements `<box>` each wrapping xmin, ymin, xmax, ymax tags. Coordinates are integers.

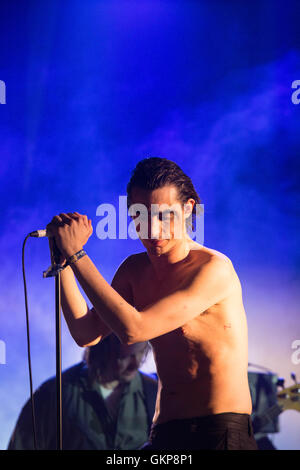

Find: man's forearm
<box><xmin>46</xmin><ymin>212</ymin><xmax>139</xmax><ymax>344</ymax></box>
<box><xmin>60</xmin><ymin>265</ymin><xmax>112</xmax><ymax>346</ymax></box>
<box><xmin>69</xmin><ymin>254</ymin><xmax>141</xmax><ymax>343</ymax></box>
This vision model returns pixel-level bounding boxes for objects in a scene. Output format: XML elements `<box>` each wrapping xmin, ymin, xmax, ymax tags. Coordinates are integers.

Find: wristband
<box><xmin>66</xmin><ymin>249</ymin><xmax>87</xmax><ymax>266</ymax></box>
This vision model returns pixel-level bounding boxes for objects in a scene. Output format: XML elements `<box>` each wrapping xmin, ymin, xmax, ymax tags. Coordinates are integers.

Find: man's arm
<box><xmin>67</xmin><ymin>254</ymin><xmax>140</xmax><ymax>345</ymax></box>
<box><xmin>69</xmin><ymin>253</ymin><xmax>235</xmax><ymax>345</ymax></box>
<box><xmin>60</xmin><ymin>265</ymin><xmax>111</xmax><ymax>347</ymax></box>
<box><xmin>46</xmin><ymin>212</ymin><xmax>137</xmax><ymax>347</ymax></box>
<box><xmin>60</xmin><ymin>255</ymin><xmax>136</xmax><ymax>347</ymax></box>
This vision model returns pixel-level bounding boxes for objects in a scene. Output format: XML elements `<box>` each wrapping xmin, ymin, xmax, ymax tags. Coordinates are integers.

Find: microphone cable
<box><xmin>22</xmin><ymin>234</ymin><xmax>38</xmax><ymax>450</ymax></box>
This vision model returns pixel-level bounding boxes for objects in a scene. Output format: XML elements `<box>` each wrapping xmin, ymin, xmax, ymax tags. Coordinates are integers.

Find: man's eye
<box><xmin>158</xmin><ymin>211</ymin><xmax>174</xmax><ymax>220</ymax></box>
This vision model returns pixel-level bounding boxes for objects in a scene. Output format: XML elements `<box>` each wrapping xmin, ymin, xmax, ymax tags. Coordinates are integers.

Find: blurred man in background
<box><xmin>8</xmin><ymin>335</ymin><xmax>157</xmax><ymax>450</ymax></box>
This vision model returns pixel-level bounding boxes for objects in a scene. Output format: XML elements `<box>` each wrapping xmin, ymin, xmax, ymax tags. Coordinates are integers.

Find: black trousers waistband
<box><xmin>151</xmin><ymin>412</ymin><xmax>254</xmax><ymax>436</ymax></box>
<box><xmin>141</xmin><ymin>412</ymin><xmax>258</xmax><ymax>450</ymax></box>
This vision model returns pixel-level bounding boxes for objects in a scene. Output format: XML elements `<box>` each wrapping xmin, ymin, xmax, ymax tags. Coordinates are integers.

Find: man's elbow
<box><xmin>118</xmin><ymin>331</ymin><xmax>137</xmax><ymax>345</ymax></box>
<box><xmin>118</xmin><ymin>326</ymin><xmax>143</xmax><ymax>345</ymax></box>
<box><xmin>118</xmin><ymin>310</ymin><xmax>144</xmax><ymax>345</ymax></box>
<box><xmin>74</xmin><ymin>334</ymin><xmax>102</xmax><ymax>348</ymax></box>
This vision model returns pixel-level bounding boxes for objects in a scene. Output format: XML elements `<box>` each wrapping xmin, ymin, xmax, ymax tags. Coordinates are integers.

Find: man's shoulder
<box><xmin>189</xmin><ymin>246</ymin><xmax>239</xmax><ymax>296</ymax></box>
<box><xmin>117</xmin><ymin>252</ymin><xmax>149</xmax><ymax>274</ymax></box>
<box><xmin>190</xmin><ymin>244</ymin><xmax>233</xmax><ymax>271</ymax></box>
<box><xmin>139</xmin><ymin>370</ymin><xmax>158</xmax><ymax>386</ymax></box>
<box><xmin>124</xmin><ymin>251</ymin><xmax>148</xmax><ymax>264</ymax></box>
<box><xmin>207</xmin><ymin>248</ymin><xmax>232</xmax><ymax>265</ymax></box>
<box><xmin>138</xmin><ymin>371</ymin><xmax>158</xmax><ymax>397</ymax></box>
<box><xmin>35</xmin><ymin>362</ymin><xmax>87</xmax><ymax>396</ymax></box>
<box><xmin>191</xmin><ymin>242</ymin><xmax>231</xmax><ymax>261</ymax></box>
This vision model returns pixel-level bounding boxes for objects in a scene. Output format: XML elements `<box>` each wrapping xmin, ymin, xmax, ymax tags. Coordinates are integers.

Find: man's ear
<box><xmin>183</xmin><ymin>199</ymin><xmax>195</xmax><ymax>220</ymax></box>
<box><xmin>183</xmin><ymin>199</ymin><xmax>195</xmax><ymax>233</ymax></box>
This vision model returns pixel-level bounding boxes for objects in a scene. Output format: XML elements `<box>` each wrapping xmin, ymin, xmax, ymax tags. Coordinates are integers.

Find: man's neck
<box><xmin>147</xmin><ymin>236</ymin><xmax>192</xmax><ymax>279</ymax></box>
<box><xmin>99</xmin><ymin>379</ymin><xmax>120</xmax><ymax>390</ymax></box>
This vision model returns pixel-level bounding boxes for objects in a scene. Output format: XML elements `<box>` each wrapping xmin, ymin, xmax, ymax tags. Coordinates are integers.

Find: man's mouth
<box><xmin>150</xmin><ymin>239</ymin><xmax>165</xmax><ymax>246</ymax></box>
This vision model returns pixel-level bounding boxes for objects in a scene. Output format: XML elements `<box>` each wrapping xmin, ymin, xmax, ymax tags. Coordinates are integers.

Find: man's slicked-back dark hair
<box><xmin>126</xmin><ymin>157</ymin><xmax>201</xmax><ymax>230</ymax></box>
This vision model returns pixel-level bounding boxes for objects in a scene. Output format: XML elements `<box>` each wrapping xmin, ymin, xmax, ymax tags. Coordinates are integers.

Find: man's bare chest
<box><xmin>131</xmin><ymin>278</ymin><xmax>171</xmax><ymax>311</ymax></box>
<box><xmin>129</xmin><ymin>255</ymin><xmax>244</xmax><ymax>348</ymax></box>
<box><xmin>129</xmin><ymin>250</ymin><xmax>213</xmax><ymax>311</ymax></box>
<box><xmin>130</xmin><ymin>264</ymin><xmax>192</xmax><ymax>311</ymax></box>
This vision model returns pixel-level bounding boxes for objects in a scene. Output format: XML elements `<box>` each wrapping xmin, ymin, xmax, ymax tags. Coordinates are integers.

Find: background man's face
<box><xmin>129</xmin><ymin>185</ymin><xmax>188</xmax><ymax>256</ymax></box>
<box><xmin>116</xmin><ymin>342</ymin><xmax>149</xmax><ymax>382</ymax></box>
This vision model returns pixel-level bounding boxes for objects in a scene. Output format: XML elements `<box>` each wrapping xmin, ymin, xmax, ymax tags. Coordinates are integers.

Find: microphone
<box><xmin>29</xmin><ymin>229</ymin><xmax>64</xmax><ymax>277</ymax></box>
<box><xmin>29</xmin><ymin>229</ymin><xmax>52</xmax><ymax>238</ymax></box>
<box><xmin>29</xmin><ymin>228</ymin><xmax>60</xmax><ymax>260</ymax></box>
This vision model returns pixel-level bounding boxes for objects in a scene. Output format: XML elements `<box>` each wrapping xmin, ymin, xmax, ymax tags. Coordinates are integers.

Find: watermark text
<box><xmin>0</xmin><ymin>80</ymin><xmax>6</xmax><ymax>104</ymax></box>
<box><xmin>95</xmin><ymin>196</ymin><xmax>204</xmax><ymax>245</ymax></box>
<box><xmin>291</xmin><ymin>339</ymin><xmax>300</xmax><ymax>365</ymax></box>
<box><xmin>291</xmin><ymin>80</ymin><xmax>300</xmax><ymax>105</ymax></box>
<box><xmin>0</xmin><ymin>340</ymin><xmax>6</xmax><ymax>364</ymax></box>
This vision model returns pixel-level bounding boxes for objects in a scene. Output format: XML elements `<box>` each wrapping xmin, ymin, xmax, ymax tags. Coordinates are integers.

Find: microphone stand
<box><xmin>55</xmin><ymin>270</ymin><xmax>62</xmax><ymax>451</ymax></box>
<box><xmin>43</xmin><ymin>239</ymin><xmax>64</xmax><ymax>450</ymax></box>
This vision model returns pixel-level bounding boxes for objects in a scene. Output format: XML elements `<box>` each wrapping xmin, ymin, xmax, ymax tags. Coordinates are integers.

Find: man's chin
<box><xmin>146</xmin><ymin>239</ymin><xmax>169</xmax><ymax>254</ymax></box>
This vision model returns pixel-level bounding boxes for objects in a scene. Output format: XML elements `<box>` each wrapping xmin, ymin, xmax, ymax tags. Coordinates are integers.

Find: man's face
<box><xmin>116</xmin><ymin>342</ymin><xmax>149</xmax><ymax>383</ymax></box>
<box><xmin>129</xmin><ymin>185</ymin><xmax>192</xmax><ymax>256</ymax></box>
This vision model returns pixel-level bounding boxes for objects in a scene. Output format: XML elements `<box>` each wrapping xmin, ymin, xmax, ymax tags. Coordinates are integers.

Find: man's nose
<box><xmin>150</xmin><ymin>217</ymin><xmax>161</xmax><ymax>239</ymax></box>
<box><xmin>129</xmin><ymin>354</ymin><xmax>139</xmax><ymax>369</ymax></box>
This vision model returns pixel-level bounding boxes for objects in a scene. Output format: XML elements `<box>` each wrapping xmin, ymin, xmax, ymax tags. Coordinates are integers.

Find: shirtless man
<box><xmin>47</xmin><ymin>157</ymin><xmax>257</xmax><ymax>450</ymax></box>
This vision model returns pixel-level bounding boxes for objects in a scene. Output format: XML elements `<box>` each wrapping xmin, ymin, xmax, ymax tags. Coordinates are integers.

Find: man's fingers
<box><xmin>59</xmin><ymin>213</ymin><xmax>73</xmax><ymax>224</ymax></box>
<box><xmin>71</xmin><ymin>212</ymin><xmax>89</xmax><ymax>227</ymax></box>
<box><xmin>47</xmin><ymin>214</ymin><xmax>71</xmax><ymax>234</ymax></box>
<box><xmin>67</xmin><ymin>212</ymin><xmax>79</xmax><ymax>219</ymax></box>
<box><xmin>66</xmin><ymin>212</ymin><xmax>89</xmax><ymax>224</ymax></box>
<box><xmin>46</xmin><ymin>216</ymin><xmax>63</xmax><ymax>235</ymax></box>
<box><xmin>51</xmin><ymin>215</ymin><xmax>63</xmax><ymax>224</ymax></box>
<box><xmin>48</xmin><ymin>212</ymin><xmax>91</xmax><ymax>232</ymax></box>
